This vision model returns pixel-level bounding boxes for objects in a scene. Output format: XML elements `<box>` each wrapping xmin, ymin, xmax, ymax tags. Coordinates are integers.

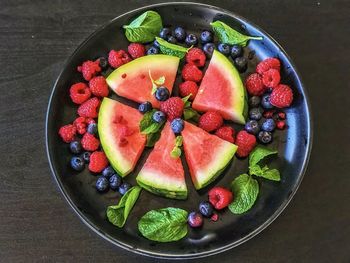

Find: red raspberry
<box><xmin>270</xmin><ymin>84</ymin><xmax>293</xmax><ymax>108</ymax></box>
<box><xmin>69</xmin><ymin>83</ymin><xmax>91</xmax><ymax>104</ymax></box>
<box><xmin>277</xmin><ymin>111</ymin><xmax>286</xmax><ymax>120</ymax></box>
<box><xmin>235</xmin><ymin>130</ymin><xmax>257</xmax><ymax>158</ymax></box>
<box><xmin>81</xmin><ymin>133</ymin><xmax>100</xmax><ymax>151</ymax></box>
<box><xmin>160</xmin><ymin>97</ymin><xmax>184</xmax><ymax>121</ymax></box>
<box><xmin>86</xmin><ymin>118</ymin><xmax>96</xmax><ymax>124</ymax></box>
<box><xmin>182</xmin><ymin>64</ymin><xmax>203</xmax><ymax>83</ymax></box>
<box><xmin>127</xmin><ymin>43</ymin><xmax>146</xmax><ymax>59</ymax></box>
<box><xmin>77</xmin><ymin>60</ymin><xmax>101</xmax><ymax>81</ymax></box>
<box><xmin>208</xmin><ymin>187</ymin><xmax>233</xmax><ymax>210</ymax></box>
<box><xmin>276</xmin><ymin>120</ymin><xmax>286</xmax><ymax>130</ymax></box>
<box><xmin>198</xmin><ymin>111</ymin><xmax>223</xmax><ymax>132</ymax></box>
<box><xmin>108</xmin><ymin>50</ymin><xmax>131</xmax><ymax>68</ymax></box>
<box><xmin>179</xmin><ymin>81</ymin><xmax>198</xmax><ymax>100</ymax></box>
<box><xmin>185</xmin><ymin>48</ymin><xmax>206</xmax><ymax>67</ymax></box>
<box><xmin>245</xmin><ymin>73</ymin><xmax>266</xmax><ymax>96</ymax></box>
<box><xmin>256</xmin><ymin>57</ymin><xmax>281</xmax><ymax>75</ymax></box>
<box><xmin>210</xmin><ymin>213</ymin><xmax>219</xmax><ymax>222</ymax></box>
<box><xmin>73</xmin><ymin>116</ymin><xmax>87</xmax><ymax>135</ymax></box>
<box><xmin>88</xmin><ymin>151</ymin><xmax>109</xmax><ymax>173</ymax></box>
<box><xmin>262</xmin><ymin>69</ymin><xmax>280</xmax><ymax>88</ymax></box>
<box><xmin>215</xmin><ymin>126</ymin><xmax>235</xmax><ymax>143</ymax></box>
<box><xmin>58</xmin><ymin>124</ymin><xmax>76</xmax><ymax>143</ymax></box>
<box><xmin>78</xmin><ymin>97</ymin><xmax>101</xmax><ymax>118</ymax></box>
<box><xmin>89</xmin><ymin>76</ymin><xmax>109</xmax><ymax>97</ymax></box>
<box><xmin>263</xmin><ymin>110</ymin><xmax>275</xmax><ymax>118</ymax></box>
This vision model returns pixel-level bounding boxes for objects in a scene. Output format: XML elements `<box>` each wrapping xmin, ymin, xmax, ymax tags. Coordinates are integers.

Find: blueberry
<box><xmin>187</xmin><ymin>212</ymin><xmax>203</xmax><ymax>228</ymax></box>
<box><xmin>102</xmin><ymin>166</ymin><xmax>115</xmax><ymax>179</ymax></box>
<box><xmin>245</xmin><ymin>120</ymin><xmax>260</xmax><ymax>135</ymax></box>
<box><xmin>147</xmin><ymin>46</ymin><xmax>160</xmax><ymax>55</ymax></box>
<box><xmin>174</xmin><ymin>27</ymin><xmax>186</xmax><ymax>42</ymax></box>
<box><xmin>153</xmin><ymin>39</ymin><xmax>160</xmax><ymax>48</ymax></box>
<box><xmin>70</xmin><ymin>156</ymin><xmax>85</xmax><ymax>171</ymax></box>
<box><xmin>96</xmin><ymin>177</ymin><xmax>109</xmax><ymax>192</ymax></box>
<box><xmin>98</xmin><ymin>57</ymin><xmax>108</xmax><ymax>69</ymax></box>
<box><xmin>185</xmin><ymin>33</ymin><xmax>198</xmax><ymax>46</ymax></box>
<box><xmin>218</xmin><ymin>43</ymin><xmax>231</xmax><ymax>56</ymax></box>
<box><xmin>249</xmin><ymin>107</ymin><xmax>263</xmax><ymax>120</ymax></box>
<box><xmin>69</xmin><ymin>140</ymin><xmax>82</xmax><ymax>154</ymax></box>
<box><xmin>199</xmin><ymin>201</ymin><xmax>214</xmax><ymax>217</ymax></box>
<box><xmin>109</xmin><ymin>174</ymin><xmax>122</xmax><ymax>190</ymax></box>
<box><xmin>155</xmin><ymin>86</ymin><xmax>170</xmax><ymax>101</ymax></box>
<box><xmin>138</xmin><ymin>101</ymin><xmax>152</xmax><ymax>113</ymax></box>
<box><xmin>119</xmin><ymin>182</ymin><xmax>132</xmax><ymax>195</ymax></box>
<box><xmin>234</xmin><ymin>56</ymin><xmax>248</xmax><ymax>73</ymax></box>
<box><xmin>81</xmin><ymin>152</ymin><xmax>91</xmax><ymax>163</ymax></box>
<box><xmin>258</xmin><ymin>131</ymin><xmax>273</xmax><ymax>144</ymax></box>
<box><xmin>159</xmin><ymin>27</ymin><xmax>171</xmax><ymax>39</ymax></box>
<box><xmin>200</xmin><ymin>30</ymin><xmax>213</xmax><ymax>44</ymax></box>
<box><xmin>261</xmin><ymin>118</ymin><xmax>276</xmax><ymax>132</ymax></box>
<box><xmin>230</xmin><ymin>45</ymin><xmax>243</xmax><ymax>59</ymax></box>
<box><xmin>202</xmin><ymin>43</ymin><xmax>215</xmax><ymax>58</ymax></box>
<box><xmin>249</xmin><ymin>96</ymin><xmax>261</xmax><ymax>107</ymax></box>
<box><xmin>261</xmin><ymin>93</ymin><xmax>274</xmax><ymax>109</ymax></box>
<box><xmin>152</xmin><ymin>111</ymin><xmax>166</xmax><ymax>123</ymax></box>
<box><xmin>171</xmin><ymin>118</ymin><xmax>184</xmax><ymax>134</ymax></box>
<box><xmin>167</xmin><ymin>35</ymin><xmax>177</xmax><ymax>44</ymax></box>
<box><xmin>87</xmin><ymin>123</ymin><xmax>97</xmax><ymax>135</ymax></box>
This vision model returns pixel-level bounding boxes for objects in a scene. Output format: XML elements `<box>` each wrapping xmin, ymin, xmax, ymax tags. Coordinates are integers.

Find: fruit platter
<box><xmin>46</xmin><ymin>3</ymin><xmax>312</xmax><ymax>259</ymax></box>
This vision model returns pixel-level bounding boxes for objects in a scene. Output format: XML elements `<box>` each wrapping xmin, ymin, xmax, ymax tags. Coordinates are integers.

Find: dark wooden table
<box><xmin>1</xmin><ymin>0</ymin><xmax>349</xmax><ymax>262</ymax></box>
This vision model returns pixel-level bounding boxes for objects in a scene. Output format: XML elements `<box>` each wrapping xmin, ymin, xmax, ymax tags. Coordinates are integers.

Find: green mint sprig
<box><xmin>155</xmin><ymin>37</ymin><xmax>192</xmax><ymax>59</ymax></box>
<box><xmin>171</xmin><ymin>136</ymin><xmax>183</xmax><ymax>158</ymax></box>
<box><xmin>149</xmin><ymin>70</ymin><xmax>165</xmax><ymax>95</ymax></box>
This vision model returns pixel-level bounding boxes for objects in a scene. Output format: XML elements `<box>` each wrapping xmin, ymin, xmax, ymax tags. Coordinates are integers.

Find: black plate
<box><xmin>46</xmin><ymin>2</ymin><xmax>312</xmax><ymax>259</ymax></box>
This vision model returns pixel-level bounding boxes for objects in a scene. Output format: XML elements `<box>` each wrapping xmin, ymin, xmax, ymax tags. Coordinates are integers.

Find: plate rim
<box><xmin>45</xmin><ymin>1</ymin><xmax>313</xmax><ymax>259</ymax></box>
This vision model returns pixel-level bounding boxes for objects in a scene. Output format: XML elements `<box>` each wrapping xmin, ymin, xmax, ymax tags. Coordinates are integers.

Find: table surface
<box><xmin>1</xmin><ymin>0</ymin><xmax>349</xmax><ymax>262</ymax></box>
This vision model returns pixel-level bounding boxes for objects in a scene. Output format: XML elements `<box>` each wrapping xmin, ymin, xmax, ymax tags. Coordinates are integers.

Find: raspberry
<box><xmin>78</xmin><ymin>97</ymin><xmax>101</xmax><ymax>118</ymax></box>
<box><xmin>210</xmin><ymin>213</ymin><xmax>219</xmax><ymax>222</ymax></box>
<box><xmin>127</xmin><ymin>43</ymin><xmax>146</xmax><ymax>59</ymax></box>
<box><xmin>73</xmin><ymin>116</ymin><xmax>88</xmax><ymax>135</ymax></box>
<box><xmin>160</xmin><ymin>97</ymin><xmax>184</xmax><ymax>121</ymax></box>
<box><xmin>77</xmin><ymin>60</ymin><xmax>101</xmax><ymax>81</ymax></box>
<box><xmin>208</xmin><ymin>187</ymin><xmax>233</xmax><ymax>210</ymax></box>
<box><xmin>89</xmin><ymin>151</ymin><xmax>109</xmax><ymax>173</ymax></box>
<box><xmin>270</xmin><ymin>84</ymin><xmax>293</xmax><ymax>108</ymax></box>
<box><xmin>256</xmin><ymin>58</ymin><xmax>281</xmax><ymax>75</ymax></box>
<box><xmin>185</xmin><ymin>48</ymin><xmax>206</xmax><ymax>67</ymax></box>
<box><xmin>58</xmin><ymin>124</ymin><xmax>76</xmax><ymax>143</ymax></box>
<box><xmin>215</xmin><ymin>126</ymin><xmax>235</xmax><ymax>143</ymax></box>
<box><xmin>235</xmin><ymin>130</ymin><xmax>257</xmax><ymax>158</ymax></box>
<box><xmin>89</xmin><ymin>76</ymin><xmax>109</xmax><ymax>97</ymax></box>
<box><xmin>276</xmin><ymin>120</ymin><xmax>286</xmax><ymax>130</ymax></box>
<box><xmin>81</xmin><ymin>133</ymin><xmax>100</xmax><ymax>151</ymax></box>
<box><xmin>182</xmin><ymin>64</ymin><xmax>203</xmax><ymax>83</ymax></box>
<box><xmin>277</xmin><ymin>111</ymin><xmax>286</xmax><ymax>120</ymax></box>
<box><xmin>245</xmin><ymin>73</ymin><xmax>266</xmax><ymax>96</ymax></box>
<box><xmin>69</xmin><ymin>83</ymin><xmax>91</xmax><ymax>104</ymax></box>
<box><xmin>179</xmin><ymin>81</ymin><xmax>198</xmax><ymax>100</ymax></box>
<box><xmin>108</xmin><ymin>50</ymin><xmax>131</xmax><ymax>68</ymax></box>
<box><xmin>262</xmin><ymin>69</ymin><xmax>280</xmax><ymax>88</ymax></box>
<box><xmin>198</xmin><ymin>111</ymin><xmax>223</xmax><ymax>132</ymax></box>
<box><xmin>263</xmin><ymin>110</ymin><xmax>275</xmax><ymax>118</ymax></box>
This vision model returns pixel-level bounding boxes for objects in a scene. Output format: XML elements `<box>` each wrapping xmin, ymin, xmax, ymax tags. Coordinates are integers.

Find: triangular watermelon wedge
<box><xmin>136</xmin><ymin>122</ymin><xmax>187</xmax><ymax>200</ymax></box>
<box><xmin>98</xmin><ymin>98</ymin><xmax>146</xmax><ymax>177</ymax></box>
<box><xmin>106</xmin><ymin>54</ymin><xmax>180</xmax><ymax>108</ymax></box>
<box><xmin>192</xmin><ymin>50</ymin><xmax>247</xmax><ymax>124</ymax></box>
<box><xmin>182</xmin><ymin>121</ymin><xmax>238</xmax><ymax>189</ymax></box>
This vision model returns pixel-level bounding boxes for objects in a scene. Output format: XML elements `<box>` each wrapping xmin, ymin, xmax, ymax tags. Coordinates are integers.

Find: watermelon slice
<box><xmin>98</xmin><ymin>98</ymin><xmax>146</xmax><ymax>177</ymax></box>
<box><xmin>136</xmin><ymin>122</ymin><xmax>187</xmax><ymax>200</ymax></box>
<box><xmin>106</xmin><ymin>55</ymin><xmax>180</xmax><ymax>108</ymax></box>
<box><xmin>182</xmin><ymin>121</ymin><xmax>238</xmax><ymax>189</ymax></box>
<box><xmin>192</xmin><ymin>50</ymin><xmax>247</xmax><ymax>124</ymax></box>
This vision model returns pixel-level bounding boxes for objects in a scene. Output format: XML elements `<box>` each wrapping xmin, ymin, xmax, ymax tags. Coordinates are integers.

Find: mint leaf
<box><xmin>175</xmin><ymin>136</ymin><xmax>183</xmax><ymax>147</ymax></box>
<box><xmin>142</xmin><ymin>122</ymin><xmax>163</xmax><ymax>134</ymax></box>
<box><xmin>151</xmin><ymin>82</ymin><xmax>157</xmax><ymax>95</ymax></box>
<box><xmin>154</xmin><ymin>76</ymin><xmax>165</xmax><ymax>85</ymax></box>
<box><xmin>138</xmin><ymin>207</ymin><xmax>188</xmax><ymax>242</ymax></box>
<box><xmin>149</xmin><ymin>70</ymin><xmax>165</xmax><ymax>95</ymax></box>
<box><xmin>249</xmin><ymin>146</ymin><xmax>278</xmax><ymax>167</ymax></box>
<box><xmin>184</xmin><ymin>101</ymin><xmax>191</xmax><ymax>108</ymax></box>
<box><xmin>107</xmin><ymin>186</ymin><xmax>142</xmax><ymax>227</ymax></box>
<box><xmin>171</xmin><ymin>147</ymin><xmax>181</xmax><ymax>158</ymax></box>
<box><xmin>183</xmin><ymin>108</ymin><xmax>200</xmax><ymax>122</ymax></box>
<box><xmin>229</xmin><ymin>174</ymin><xmax>259</xmax><ymax>214</ymax></box>
<box><xmin>210</xmin><ymin>21</ymin><xmax>263</xmax><ymax>46</ymax></box>
<box><xmin>146</xmin><ymin>131</ymin><xmax>161</xmax><ymax>147</ymax></box>
<box><xmin>123</xmin><ymin>11</ymin><xmax>162</xmax><ymax>43</ymax></box>
<box><xmin>156</xmin><ymin>37</ymin><xmax>191</xmax><ymax>59</ymax></box>
<box><xmin>140</xmin><ymin>110</ymin><xmax>164</xmax><ymax>135</ymax></box>
<box><xmin>250</xmin><ymin>165</ymin><xmax>280</xmax><ymax>181</ymax></box>
<box><xmin>182</xmin><ymin>94</ymin><xmax>192</xmax><ymax>104</ymax></box>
